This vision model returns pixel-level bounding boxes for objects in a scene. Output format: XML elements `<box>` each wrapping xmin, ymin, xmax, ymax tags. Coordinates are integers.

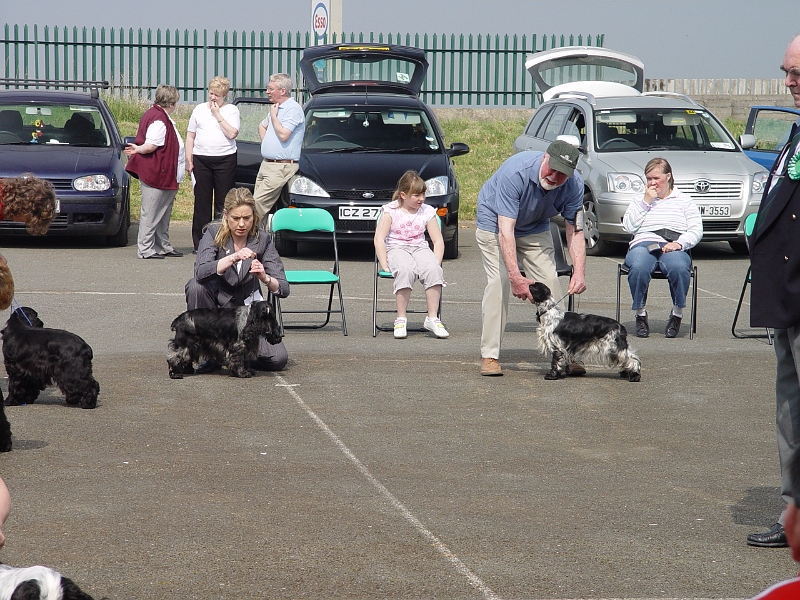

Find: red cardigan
<box><xmin>125</xmin><ymin>104</ymin><xmax>179</xmax><ymax>190</ymax></box>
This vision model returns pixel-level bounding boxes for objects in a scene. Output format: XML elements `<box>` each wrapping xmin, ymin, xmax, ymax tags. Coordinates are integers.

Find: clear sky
<box><xmin>0</xmin><ymin>0</ymin><xmax>796</xmax><ymax>80</ymax></box>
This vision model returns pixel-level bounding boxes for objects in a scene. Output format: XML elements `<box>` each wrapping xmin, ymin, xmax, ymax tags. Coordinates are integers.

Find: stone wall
<box><xmin>432</xmin><ymin>77</ymin><xmax>796</xmax><ymax>122</ymax></box>
<box><xmin>433</xmin><ymin>95</ymin><xmax>795</xmax><ymax>123</ymax></box>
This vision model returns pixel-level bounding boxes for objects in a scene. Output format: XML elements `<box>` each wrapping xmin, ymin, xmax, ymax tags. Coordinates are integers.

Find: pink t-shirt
<box><xmin>381</xmin><ymin>201</ymin><xmax>436</xmax><ymax>249</ymax></box>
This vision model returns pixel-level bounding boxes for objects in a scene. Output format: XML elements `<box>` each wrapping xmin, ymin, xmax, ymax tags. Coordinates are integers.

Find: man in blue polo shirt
<box><xmin>253</xmin><ymin>73</ymin><xmax>305</xmax><ymax>219</ymax></box>
<box><xmin>476</xmin><ymin>140</ymin><xmax>587</xmax><ymax>376</ymax></box>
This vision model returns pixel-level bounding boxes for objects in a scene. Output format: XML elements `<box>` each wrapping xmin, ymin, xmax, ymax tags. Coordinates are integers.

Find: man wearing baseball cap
<box><xmin>476</xmin><ymin>140</ymin><xmax>586</xmax><ymax>377</ymax></box>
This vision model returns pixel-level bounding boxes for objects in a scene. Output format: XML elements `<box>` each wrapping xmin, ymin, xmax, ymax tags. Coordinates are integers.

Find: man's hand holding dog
<box><xmin>510</xmin><ymin>273</ymin><xmax>536</xmax><ymax>301</ymax></box>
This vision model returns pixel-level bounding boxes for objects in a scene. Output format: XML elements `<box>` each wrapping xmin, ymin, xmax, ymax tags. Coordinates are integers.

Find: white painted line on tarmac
<box><xmin>16</xmin><ymin>290</ymin><xmax>184</xmax><ymax>296</ymax></box>
<box><xmin>273</xmin><ymin>372</ymin><xmax>501</xmax><ymax>600</ymax></box>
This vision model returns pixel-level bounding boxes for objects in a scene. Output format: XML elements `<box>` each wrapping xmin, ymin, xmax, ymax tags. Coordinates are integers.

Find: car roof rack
<box><xmin>549</xmin><ymin>90</ymin><xmax>597</xmax><ymax>105</ymax></box>
<box><xmin>0</xmin><ymin>79</ymin><xmax>109</xmax><ymax>99</ymax></box>
<box><xmin>641</xmin><ymin>91</ymin><xmax>699</xmax><ymax>105</ymax></box>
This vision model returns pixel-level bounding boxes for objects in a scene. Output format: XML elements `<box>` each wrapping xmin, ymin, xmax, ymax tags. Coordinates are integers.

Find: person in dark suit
<box><xmin>747</xmin><ymin>33</ymin><xmax>800</xmax><ymax>548</ymax></box>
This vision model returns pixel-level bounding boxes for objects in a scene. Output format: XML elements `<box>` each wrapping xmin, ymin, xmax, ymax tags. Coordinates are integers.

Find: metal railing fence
<box><xmin>1</xmin><ymin>24</ymin><xmax>604</xmax><ymax>107</ymax></box>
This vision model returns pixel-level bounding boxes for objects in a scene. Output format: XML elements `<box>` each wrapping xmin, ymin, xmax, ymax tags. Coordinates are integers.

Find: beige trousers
<box><xmin>252</xmin><ymin>160</ymin><xmax>298</xmax><ymax>219</ymax></box>
<box><xmin>476</xmin><ymin>227</ymin><xmax>562</xmax><ymax>360</ymax></box>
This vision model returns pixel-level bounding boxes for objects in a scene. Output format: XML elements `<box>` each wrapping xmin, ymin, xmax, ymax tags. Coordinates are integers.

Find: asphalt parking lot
<box><xmin>0</xmin><ymin>222</ymin><xmax>792</xmax><ymax>600</ymax></box>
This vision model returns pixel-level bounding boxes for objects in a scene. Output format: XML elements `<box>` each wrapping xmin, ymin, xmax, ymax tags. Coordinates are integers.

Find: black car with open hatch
<box><xmin>234</xmin><ymin>44</ymin><xmax>469</xmax><ymax>258</ymax></box>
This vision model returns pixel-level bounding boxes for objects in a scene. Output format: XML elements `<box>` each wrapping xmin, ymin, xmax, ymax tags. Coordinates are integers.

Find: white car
<box><xmin>513</xmin><ymin>46</ymin><xmax>769</xmax><ymax>255</ymax></box>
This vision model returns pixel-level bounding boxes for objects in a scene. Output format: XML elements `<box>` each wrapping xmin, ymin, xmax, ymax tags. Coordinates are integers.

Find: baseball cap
<box><xmin>546</xmin><ymin>140</ymin><xmax>579</xmax><ymax>176</ymax></box>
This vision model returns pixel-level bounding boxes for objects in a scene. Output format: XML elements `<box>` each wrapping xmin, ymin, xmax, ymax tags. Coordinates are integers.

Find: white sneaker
<box><xmin>393</xmin><ymin>318</ymin><xmax>407</xmax><ymax>339</ymax></box>
<box><xmin>424</xmin><ymin>316</ymin><xmax>449</xmax><ymax>338</ymax></box>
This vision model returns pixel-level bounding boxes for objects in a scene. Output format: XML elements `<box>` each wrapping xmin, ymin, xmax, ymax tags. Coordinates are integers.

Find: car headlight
<box><xmin>425</xmin><ymin>176</ymin><xmax>448</xmax><ymax>197</ymax></box>
<box><xmin>752</xmin><ymin>171</ymin><xmax>769</xmax><ymax>194</ymax></box>
<box><xmin>607</xmin><ymin>173</ymin><xmax>645</xmax><ymax>194</ymax></box>
<box><xmin>73</xmin><ymin>175</ymin><xmax>111</xmax><ymax>191</ymax></box>
<box><xmin>290</xmin><ymin>176</ymin><xmax>330</xmax><ymax>198</ymax></box>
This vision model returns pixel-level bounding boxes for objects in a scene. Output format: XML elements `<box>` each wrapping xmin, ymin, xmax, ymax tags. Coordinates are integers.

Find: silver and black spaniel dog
<box><xmin>530</xmin><ymin>282</ymin><xmax>642</xmax><ymax>381</ymax></box>
<box><xmin>0</xmin><ymin>563</ymin><xmax>100</xmax><ymax>600</ymax></box>
<box><xmin>167</xmin><ymin>300</ymin><xmax>282</xmax><ymax>379</ymax></box>
<box><xmin>2</xmin><ymin>307</ymin><xmax>99</xmax><ymax>411</ymax></box>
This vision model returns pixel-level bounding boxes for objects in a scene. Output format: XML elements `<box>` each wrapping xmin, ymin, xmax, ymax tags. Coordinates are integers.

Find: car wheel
<box><xmin>583</xmin><ymin>193</ymin><xmax>610</xmax><ymax>257</ymax></box>
<box><xmin>443</xmin><ymin>224</ymin><xmax>459</xmax><ymax>260</ymax></box>
<box><xmin>273</xmin><ymin>229</ymin><xmax>297</xmax><ymax>257</ymax></box>
<box><xmin>729</xmin><ymin>240</ymin><xmax>749</xmax><ymax>255</ymax></box>
<box><xmin>105</xmin><ymin>205</ymin><xmax>130</xmax><ymax>247</ymax></box>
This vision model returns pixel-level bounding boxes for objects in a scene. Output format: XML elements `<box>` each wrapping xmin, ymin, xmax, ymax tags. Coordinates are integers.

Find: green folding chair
<box><xmin>271</xmin><ymin>208</ymin><xmax>347</xmax><ymax>336</ymax></box>
<box><xmin>731</xmin><ymin>212</ymin><xmax>772</xmax><ymax>343</ymax></box>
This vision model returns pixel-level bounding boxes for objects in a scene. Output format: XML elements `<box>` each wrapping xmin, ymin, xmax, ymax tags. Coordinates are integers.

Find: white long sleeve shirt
<box><xmin>622</xmin><ymin>189</ymin><xmax>703</xmax><ymax>250</ymax></box>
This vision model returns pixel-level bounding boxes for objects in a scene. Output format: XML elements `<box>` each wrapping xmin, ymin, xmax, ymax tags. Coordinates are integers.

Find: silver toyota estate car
<box><xmin>513</xmin><ymin>47</ymin><xmax>769</xmax><ymax>255</ymax></box>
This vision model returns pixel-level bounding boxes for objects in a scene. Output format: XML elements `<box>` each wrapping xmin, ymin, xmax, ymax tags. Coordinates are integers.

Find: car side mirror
<box><xmin>447</xmin><ymin>142</ymin><xmax>470</xmax><ymax>158</ymax></box>
<box><xmin>123</xmin><ymin>136</ymin><xmax>136</xmax><ymax>147</ymax></box>
<box><xmin>557</xmin><ymin>134</ymin><xmax>582</xmax><ymax>148</ymax></box>
<box><xmin>739</xmin><ymin>134</ymin><xmax>757</xmax><ymax>150</ymax></box>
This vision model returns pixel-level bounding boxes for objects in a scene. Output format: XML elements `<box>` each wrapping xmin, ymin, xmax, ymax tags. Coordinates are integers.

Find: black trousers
<box><xmin>191</xmin><ymin>152</ymin><xmax>237</xmax><ymax>249</ymax></box>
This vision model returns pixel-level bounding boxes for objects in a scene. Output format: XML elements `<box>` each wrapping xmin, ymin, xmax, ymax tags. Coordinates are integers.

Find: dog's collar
<box><xmin>535</xmin><ymin>292</ymin><xmax>569</xmax><ymax>321</ymax></box>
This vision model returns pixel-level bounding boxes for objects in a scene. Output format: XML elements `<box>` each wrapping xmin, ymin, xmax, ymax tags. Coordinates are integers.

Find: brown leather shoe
<box><xmin>480</xmin><ymin>357</ymin><xmax>503</xmax><ymax>376</ymax></box>
<box><xmin>568</xmin><ymin>361</ymin><xmax>586</xmax><ymax>376</ymax></box>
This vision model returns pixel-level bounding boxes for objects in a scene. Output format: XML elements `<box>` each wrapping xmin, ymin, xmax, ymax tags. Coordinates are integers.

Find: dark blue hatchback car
<box><xmin>0</xmin><ymin>83</ymin><xmax>130</xmax><ymax>246</ymax></box>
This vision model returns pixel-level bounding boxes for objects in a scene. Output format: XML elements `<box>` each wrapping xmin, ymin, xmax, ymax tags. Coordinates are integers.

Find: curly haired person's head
<box><xmin>0</xmin><ymin>174</ymin><xmax>57</xmax><ymax>235</ymax></box>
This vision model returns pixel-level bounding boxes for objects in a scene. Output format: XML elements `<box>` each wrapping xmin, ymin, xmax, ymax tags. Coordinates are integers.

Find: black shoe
<box><xmin>747</xmin><ymin>523</ymin><xmax>788</xmax><ymax>547</ymax></box>
<box><xmin>142</xmin><ymin>254</ymin><xmax>164</xmax><ymax>259</ymax></box>
<box><xmin>665</xmin><ymin>313</ymin><xmax>682</xmax><ymax>338</ymax></box>
<box><xmin>635</xmin><ymin>314</ymin><xmax>649</xmax><ymax>337</ymax></box>
<box><xmin>195</xmin><ymin>359</ymin><xmax>221</xmax><ymax>374</ymax></box>
<box><xmin>163</xmin><ymin>250</ymin><xmax>184</xmax><ymax>257</ymax></box>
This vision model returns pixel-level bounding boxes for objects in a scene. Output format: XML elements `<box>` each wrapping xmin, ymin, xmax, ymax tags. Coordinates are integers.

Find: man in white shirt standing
<box><xmin>253</xmin><ymin>73</ymin><xmax>305</xmax><ymax>219</ymax></box>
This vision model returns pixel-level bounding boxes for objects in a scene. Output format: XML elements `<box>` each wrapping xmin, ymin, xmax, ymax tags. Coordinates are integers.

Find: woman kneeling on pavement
<box><xmin>185</xmin><ymin>187</ymin><xmax>290</xmax><ymax>371</ymax></box>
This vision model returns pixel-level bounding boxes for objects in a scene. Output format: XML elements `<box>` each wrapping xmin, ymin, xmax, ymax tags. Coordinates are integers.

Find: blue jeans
<box><xmin>624</xmin><ymin>242</ymin><xmax>692</xmax><ymax>311</ymax></box>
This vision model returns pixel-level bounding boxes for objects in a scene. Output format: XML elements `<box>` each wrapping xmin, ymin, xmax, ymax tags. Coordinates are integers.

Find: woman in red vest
<box><xmin>125</xmin><ymin>84</ymin><xmax>185</xmax><ymax>259</ymax></box>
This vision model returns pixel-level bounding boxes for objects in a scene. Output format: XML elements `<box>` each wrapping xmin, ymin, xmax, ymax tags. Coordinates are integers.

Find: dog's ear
<box><xmin>13</xmin><ymin>307</ymin><xmax>42</xmax><ymax>327</ymax></box>
<box><xmin>10</xmin><ymin>579</ymin><xmax>43</xmax><ymax>600</ymax></box>
<box><xmin>58</xmin><ymin>577</ymin><xmax>97</xmax><ymax>600</ymax></box>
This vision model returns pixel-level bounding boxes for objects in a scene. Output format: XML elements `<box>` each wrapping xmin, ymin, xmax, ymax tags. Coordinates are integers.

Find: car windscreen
<box><xmin>302</xmin><ymin>108</ymin><xmax>441</xmax><ymax>153</ymax></box>
<box><xmin>594</xmin><ymin>108</ymin><xmax>737</xmax><ymax>152</ymax></box>
<box><xmin>0</xmin><ymin>103</ymin><xmax>110</xmax><ymax>147</ymax></box>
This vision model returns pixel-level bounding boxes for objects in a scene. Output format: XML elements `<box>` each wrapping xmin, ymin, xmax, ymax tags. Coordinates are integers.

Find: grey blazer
<box><xmin>194</xmin><ymin>222</ymin><xmax>289</xmax><ymax>308</ymax></box>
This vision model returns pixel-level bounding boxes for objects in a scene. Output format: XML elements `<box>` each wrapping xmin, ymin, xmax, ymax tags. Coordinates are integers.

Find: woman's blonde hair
<box><xmin>208</xmin><ymin>76</ymin><xmax>230</xmax><ymax>98</ymax></box>
<box><xmin>644</xmin><ymin>157</ymin><xmax>674</xmax><ymax>194</ymax></box>
<box><xmin>391</xmin><ymin>170</ymin><xmax>426</xmax><ymax>203</ymax></box>
<box><xmin>213</xmin><ymin>187</ymin><xmax>261</xmax><ymax>247</ymax></box>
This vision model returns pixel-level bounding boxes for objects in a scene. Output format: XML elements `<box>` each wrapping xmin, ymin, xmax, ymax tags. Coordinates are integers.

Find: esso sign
<box><xmin>312</xmin><ymin>2</ymin><xmax>329</xmax><ymax>39</ymax></box>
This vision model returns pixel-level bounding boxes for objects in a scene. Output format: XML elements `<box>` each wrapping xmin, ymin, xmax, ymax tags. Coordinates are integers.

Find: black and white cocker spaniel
<box><xmin>530</xmin><ymin>282</ymin><xmax>641</xmax><ymax>381</ymax></box>
<box><xmin>0</xmin><ymin>563</ymin><xmax>100</xmax><ymax>600</ymax></box>
<box><xmin>2</xmin><ymin>307</ymin><xmax>100</xmax><ymax>410</ymax></box>
<box><xmin>167</xmin><ymin>300</ymin><xmax>282</xmax><ymax>379</ymax></box>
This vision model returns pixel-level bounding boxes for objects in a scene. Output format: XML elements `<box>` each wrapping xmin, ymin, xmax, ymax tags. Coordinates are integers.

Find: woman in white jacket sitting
<box><xmin>622</xmin><ymin>157</ymin><xmax>703</xmax><ymax>339</ymax></box>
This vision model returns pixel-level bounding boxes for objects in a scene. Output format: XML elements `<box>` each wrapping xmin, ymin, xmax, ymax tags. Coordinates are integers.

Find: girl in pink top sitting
<box><xmin>374</xmin><ymin>170</ymin><xmax>449</xmax><ymax>339</ymax></box>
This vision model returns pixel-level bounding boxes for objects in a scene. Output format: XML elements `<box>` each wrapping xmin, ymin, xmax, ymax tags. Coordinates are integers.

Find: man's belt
<box><xmin>263</xmin><ymin>158</ymin><xmax>297</xmax><ymax>164</ymax></box>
